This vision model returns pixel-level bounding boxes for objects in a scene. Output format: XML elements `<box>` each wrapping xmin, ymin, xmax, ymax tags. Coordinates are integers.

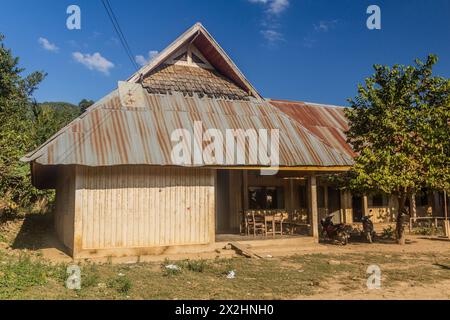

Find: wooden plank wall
<box><xmin>54</xmin><ymin>166</ymin><xmax>76</xmax><ymax>251</ymax></box>
<box><xmin>75</xmin><ymin>166</ymin><xmax>215</xmax><ymax>250</ymax></box>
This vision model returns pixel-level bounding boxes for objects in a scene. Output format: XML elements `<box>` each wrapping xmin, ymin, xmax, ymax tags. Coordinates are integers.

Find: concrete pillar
<box><xmin>308</xmin><ymin>175</ymin><xmax>319</xmax><ymax>240</ymax></box>
<box><xmin>363</xmin><ymin>195</ymin><xmax>369</xmax><ymax>217</ymax></box>
<box><xmin>341</xmin><ymin>191</ymin><xmax>353</xmax><ymax>224</ymax></box>
<box><xmin>339</xmin><ymin>190</ymin><xmax>345</xmax><ymax>223</ymax></box>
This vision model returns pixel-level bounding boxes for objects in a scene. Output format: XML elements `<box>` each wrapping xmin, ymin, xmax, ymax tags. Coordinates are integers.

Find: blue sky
<box><xmin>0</xmin><ymin>0</ymin><xmax>449</xmax><ymax>106</ymax></box>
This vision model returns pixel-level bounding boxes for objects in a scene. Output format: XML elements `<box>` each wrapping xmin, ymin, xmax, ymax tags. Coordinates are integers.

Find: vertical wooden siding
<box><xmin>55</xmin><ymin>166</ymin><xmax>76</xmax><ymax>250</ymax></box>
<box><xmin>76</xmin><ymin>166</ymin><xmax>215</xmax><ymax>250</ymax></box>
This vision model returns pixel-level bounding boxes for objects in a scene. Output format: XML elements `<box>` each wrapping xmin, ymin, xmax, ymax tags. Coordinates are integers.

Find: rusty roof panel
<box><xmin>22</xmin><ymin>89</ymin><xmax>354</xmax><ymax>168</ymax></box>
<box><xmin>269</xmin><ymin>99</ymin><xmax>356</xmax><ymax>158</ymax></box>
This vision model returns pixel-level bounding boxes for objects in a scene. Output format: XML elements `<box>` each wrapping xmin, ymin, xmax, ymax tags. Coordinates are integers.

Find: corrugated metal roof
<box><xmin>22</xmin><ymin>86</ymin><xmax>353</xmax><ymax>168</ymax></box>
<box><xmin>269</xmin><ymin>99</ymin><xmax>356</xmax><ymax>159</ymax></box>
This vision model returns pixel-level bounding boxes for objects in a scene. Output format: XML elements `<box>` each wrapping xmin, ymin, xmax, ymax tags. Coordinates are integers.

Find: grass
<box><xmin>0</xmin><ymin>251</ymin><xmax>66</xmax><ymax>299</ymax></box>
<box><xmin>107</xmin><ymin>276</ymin><xmax>132</xmax><ymax>295</ymax></box>
<box><xmin>0</xmin><ymin>250</ymin><xmax>449</xmax><ymax>299</ymax></box>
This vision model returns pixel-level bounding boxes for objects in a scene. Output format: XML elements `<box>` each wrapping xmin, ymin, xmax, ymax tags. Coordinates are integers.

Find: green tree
<box><xmin>33</xmin><ymin>101</ymin><xmax>81</xmax><ymax>146</ymax></box>
<box><xmin>345</xmin><ymin>55</ymin><xmax>450</xmax><ymax>244</ymax></box>
<box><xmin>78</xmin><ymin>99</ymin><xmax>94</xmax><ymax>114</ymax></box>
<box><xmin>0</xmin><ymin>33</ymin><xmax>47</xmax><ymax>213</ymax></box>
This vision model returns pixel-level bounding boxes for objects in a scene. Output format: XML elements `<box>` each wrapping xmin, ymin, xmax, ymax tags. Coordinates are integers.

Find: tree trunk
<box><xmin>396</xmin><ymin>193</ymin><xmax>408</xmax><ymax>245</ymax></box>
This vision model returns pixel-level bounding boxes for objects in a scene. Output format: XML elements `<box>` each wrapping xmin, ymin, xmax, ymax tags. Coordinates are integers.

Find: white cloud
<box><xmin>38</xmin><ymin>37</ymin><xmax>59</xmax><ymax>52</ymax></box>
<box><xmin>248</xmin><ymin>0</ymin><xmax>289</xmax><ymax>15</ymax></box>
<box><xmin>261</xmin><ymin>30</ymin><xmax>284</xmax><ymax>43</ymax></box>
<box><xmin>249</xmin><ymin>0</ymin><xmax>289</xmax><ymax>45</ymax></box>
<box><xmin>72</xmin><ymin>52</ymin><xmax>114</xmax><ymax>75</ymax></box>
<box><xmin>268</xmin><ymin>0</ymin><xmax>289</xmax><ymax>15</ymax></box>
<box><xmin>314</xmin><ymin>20</ymin><xmax>339</xmax><ymax>32</ymax></box>
<box><xmin>135</xmin><ymin>50</ymin><xmax>159</xmax><ymax>66</ymax></box>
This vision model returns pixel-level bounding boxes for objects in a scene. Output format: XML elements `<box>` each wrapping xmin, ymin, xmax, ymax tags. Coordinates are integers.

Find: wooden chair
<box><xmin>244</xmin><ymin>210</ymin><xmax>265</xmax><ymax>236</ymax></box>
<box><xmin>252</xmin><ymin>210</ymin><xmax>266</xmax><ymax>236</ymax></box>
<box><xmin>244</xmin><ymin>210</ymin><xmax>254</xmax><ymax>236</ymax></box>
<box><xmin>264</xmin><ymin>210</ymin><xmax>275</xmax><ymax>237</ymax></box>
<box><xmin>273</xmin><ymin>211</ymin><xmax>289</xmax><ymax>236</ymax></box>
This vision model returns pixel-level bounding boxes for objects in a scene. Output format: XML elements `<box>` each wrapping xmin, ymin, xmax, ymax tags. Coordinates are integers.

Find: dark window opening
<box><xmin>248</xmin><ymin>187</ymin><xmax>284</xmax><ymax>210</ymax></box>
<box><xmin>317</xmin><ymin>186</ymin><xmax>325</xmax><ymax>208</ymax></box>
<box><xmin>298</xmin><ymin>185</ymin><xmax>308</xmax><ymax>209</ymax></box>
<box><xmin>416</xmin><ymin>191</ymin><xmax>429</xmax><ymax>206</ymax></box>
<box><xmin>372</xmin><ymin>194</ymin><xmax>384</xmax><ymax>207</ymax></box>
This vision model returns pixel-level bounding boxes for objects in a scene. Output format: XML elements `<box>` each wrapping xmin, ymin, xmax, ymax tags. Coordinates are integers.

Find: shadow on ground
<box><xmin>320</xmin><ymin>235</ymin><xmax>417</xmax><ymax>246</ymax></box>
<box><xmin>417</xmin><ymin>236</ymin><xmax>450</xmax><ymax>242</ymax></box>
<box><xmin>10</xmin><ymin>213</ymin><xmax>67</xmax><ymax>254</ymax></box>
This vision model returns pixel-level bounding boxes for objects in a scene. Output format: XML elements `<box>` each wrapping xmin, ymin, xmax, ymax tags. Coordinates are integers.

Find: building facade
<box><xmin>22</xmin><ymin>23</ymin><xmax>445</xmax><ymax>258</ymax></box>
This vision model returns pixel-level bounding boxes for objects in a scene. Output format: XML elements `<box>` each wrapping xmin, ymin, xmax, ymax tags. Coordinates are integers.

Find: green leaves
<box><xmin>0</xmin><ymin>34</ymin><xmax>80</xmax><ymax>214</ymax></box>
<box><xmin>345</xmin><ymin>54</ymin><xmax>450</xmax><ymax>196</ymax></box>
<box><xmin>33</xmin><ymin>101</ymin><xmax>81</xmax><ymax>147</ymax></box>
<box><xmin>78</xmin><ymin>99</ymin><xmax>94</xmax><ymax>114</ymax></box>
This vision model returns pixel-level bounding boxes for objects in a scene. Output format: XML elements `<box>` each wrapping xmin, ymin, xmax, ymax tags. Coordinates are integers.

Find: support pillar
<box><xmin>340</xmin><ymin>191</ymin><xmax>353</xmax><ymax>224</ymax></box>
<box><xmin>308</xmin><ymin>175</ymin><xmax>319</xmax><ymax>240</ymax></box>
<box><xmin>363</xmin><ymin>195</ymin><xmax>369</xmax><ymax>217</ymax></box>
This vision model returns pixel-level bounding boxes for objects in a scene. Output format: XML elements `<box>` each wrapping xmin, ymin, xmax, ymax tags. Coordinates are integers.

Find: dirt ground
<box><xmin>309</xmin><ymin>279</ymin><xmax>450</xmax><ymax>300</ymax></box>
<box><xmin>0</xmin><ymin>214</ymin><xmax>449</xmax><ymax>300</ymax></box>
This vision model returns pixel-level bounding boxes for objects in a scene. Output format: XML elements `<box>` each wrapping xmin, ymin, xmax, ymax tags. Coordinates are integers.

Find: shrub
<box><xmin>107</xmin><ymin>276</ymin><xmax>132</xmax><ymax>295</ymax></box>
<box><xmin>381</xmin><ymin>225</ymin><xmax>395</xmax><ymax>239</ymax></box>
<box><xmin>183</xmin><ymin>259</ymin><xmax>207</xmax><ymax>273</ymax></box>
<box><xmin>81</xmin><ymin>264</ymin><xmax>100</xmax><ymax>288</ymax></box>
<box><xmin>412</xmin><ymin>226</ymin><xmax>442</xmax><ymax>236</ymax></box>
